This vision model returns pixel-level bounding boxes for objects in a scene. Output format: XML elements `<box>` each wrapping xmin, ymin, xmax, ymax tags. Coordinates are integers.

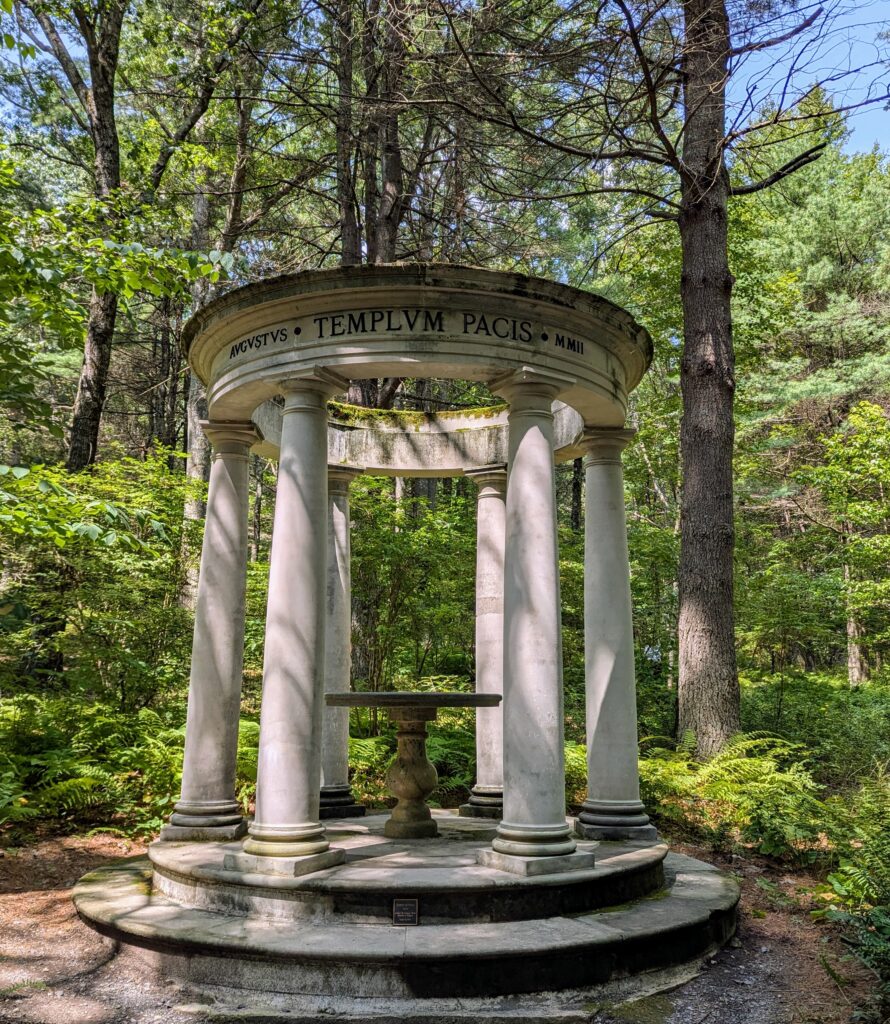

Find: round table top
<box><xmin>325</xmin><ymin>692</ymin><xmax>501</xmax><ymax>708</ymax></box>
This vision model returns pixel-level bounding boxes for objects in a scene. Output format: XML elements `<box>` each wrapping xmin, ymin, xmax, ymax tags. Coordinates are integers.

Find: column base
<box><xmin>459</xmin><ymin>785</ymin><xmax>503</xmax><ymax>819</ymax></box>
<box><xmin>491</xmin><ymin>820</ymin><xmax>577</xmax><ymax>857</ymax></box>
<box><xmin>319</xmin><ymin>785</ymin><xmax>366</xmax><ymax>819</ymax></box>
<box><xmin>477</xmin><ymin>847</ymin><xmax>595</xmax><ymax>876</ymax></box>
<box><xmin>244</xmin><ymin>821</ymin><xmax>330</xmax><ymax>858</ymax></box>
<box><xmin>576</xmin><ymin>799</ymin><xmax>658</xmax><ymax>842</ymax></box>
<box><xmin>459</xmin><ymin>802</ymin><xmax>502</xmax><ymax>819</ymax></box>
<box><xmin>160</xmin><ymin>800</ymin><xmax>247</xmax><ymax>842</ymax></box>
<box><xmin>320</xmin><ymin>803</ymin><xmax>366</xmax><ymax>819</ymax></box>
<box><xmin>159</xmin><ymin>820</ymin><xmax>247</xmax><ymax>842</ymax></box>
<box><xmin>225</xmin><ymin>847</ymin><xmax>345</xmax><ymax>878</ymax></box>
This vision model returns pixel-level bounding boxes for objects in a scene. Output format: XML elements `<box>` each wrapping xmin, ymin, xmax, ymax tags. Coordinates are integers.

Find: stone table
<box><xmin>325</xmin><ymin>692</ymin><xmax>502</xmax><ymax>839</ymax></box>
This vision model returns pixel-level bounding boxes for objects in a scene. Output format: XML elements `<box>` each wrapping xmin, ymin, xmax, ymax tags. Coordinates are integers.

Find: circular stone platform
<box><xmin>74</xmin><ymin>813</ymin><xmax>739</xmax><ymax>1000</ymax></box>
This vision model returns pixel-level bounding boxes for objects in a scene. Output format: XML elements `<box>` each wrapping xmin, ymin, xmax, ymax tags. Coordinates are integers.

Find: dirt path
<box><xmin>594</xmin><ymin>844</ymin><xmax>875</xmax><ymax>1024</ymax></box>
<box><xmin>0</xmin><ymin>835</ymin><xmax>874</xmax><ymax>1024</ymax></box>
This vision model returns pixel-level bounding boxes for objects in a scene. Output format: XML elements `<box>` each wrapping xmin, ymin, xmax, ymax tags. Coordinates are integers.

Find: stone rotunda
<box><xmin>74</xmin><ymin>265</ymin><xmax>738</xmax><ymax>1006</ymax></box>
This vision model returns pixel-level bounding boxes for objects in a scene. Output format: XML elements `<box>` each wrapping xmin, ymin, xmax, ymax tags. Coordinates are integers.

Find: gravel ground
<box><xmin>0</xmin><ymin>835</ymin><xmax>875</xmax><ymax>1024</ymax></box>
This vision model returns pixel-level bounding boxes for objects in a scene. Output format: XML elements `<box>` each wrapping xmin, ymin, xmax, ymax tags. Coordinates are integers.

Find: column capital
<box><xmin>200</xmin><ymin>420</ymin><xmax>260</xmax><ymax>456</ymax></box>
<box><xmin>490</xmin><ymin>366</ymin><xmax>576</xmax><ymax>408</ymax></box>
<box><xmin>581</xmin><ymin>428</ymin><xmax>636</xmax><ymax>465</ymax></box>
<box><xmin>465</xmin><ymin>463</ymin><xmax>507</xmax><ymax>493</ymax></box>
<box><xmin>279</xmin><ymin>367</ymin><xmax>350</xmax><ymax>407</ymax></box>
<box><xmin>328</xmin><ymin>464</ymin><xmax>364</xmax><ymax>493</ymax></box>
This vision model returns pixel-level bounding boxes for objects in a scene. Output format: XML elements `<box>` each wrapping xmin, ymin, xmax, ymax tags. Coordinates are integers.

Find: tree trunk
<box><xmin>250</xmin><ymin>454</ymin><xmax>264</xmax><ymax>562</ymax></box>
<box><xmin>361</xmin><ymin>0</ymin><xmax>381</xmax><ymax>265</ymax></box>
<box><xmin>60</xmin><ymin>3</ymin><xmax>124</xmax><ymax>470</ymax></box>
<box><xmin>336</xmin><ymin>0</ymin><xmax>361</xmax><ymax>265</ymax></box>
<box><xmin>676</xmin><ymin>0</ymin><xmax>740</xmax><ymax>756</ymax></box>
<box><xmin>843</xmin><ymin>556</ymin><xmax>868</xmax><ymax>687</ymax></box>
<box><xmin>373</xmin><ymin>0</ymin><xmax>407</xmax><ymax>263</ymax></box>
<box><xmin>66</xmin><ymin>288</ymin><xmax>118</xmax><ymax>471</ymax></box>
<box><xmin>571</xmin><ymin>456</ymin><xmax>582</xmax><ymax>532</ymax></box>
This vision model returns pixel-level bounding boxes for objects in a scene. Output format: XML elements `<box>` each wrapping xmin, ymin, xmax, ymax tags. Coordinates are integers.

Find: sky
<box><xmin>728</xmin><ymin>0</ymin><xmax>890</xmax><ymax>154</ymax></box>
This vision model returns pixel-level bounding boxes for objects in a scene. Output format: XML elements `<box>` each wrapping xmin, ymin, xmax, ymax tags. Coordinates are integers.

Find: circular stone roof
<box><xmin>183</xmin><ymin>264</ymin><xmax>652</xmax><ymax>429</ymax></box>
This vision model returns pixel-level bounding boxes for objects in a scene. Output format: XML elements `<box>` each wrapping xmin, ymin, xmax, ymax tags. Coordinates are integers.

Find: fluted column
<box><xmin>489</xmin><ymin>374</ymin><xmax>576</xmax><ymax>859</ymax></box>
<box><xmin>319</xmin><ymin>465</ymin><xmax>366</xmax><ymax>819</ymax></box>
<box><xmin>576</xmin><ymin>429</ymin><xmax>656</xmax><ymax>841</ymax></box>
<box><xmin>244</xmin><ymin>374</ymin><xmax>348</xmax><ymax>864</ymax></box>
<box><xmin>162</xmin><ymin>421</ymin><xmax>257</xmax><ymax>841</ymax></box>
<box><xmin>460</xmin><ymin>465</ymin><xmax>507</xmax><ymax>819</ymax></box>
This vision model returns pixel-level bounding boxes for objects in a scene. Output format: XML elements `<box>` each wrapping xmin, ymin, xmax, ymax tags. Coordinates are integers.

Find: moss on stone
<box><xmin>608</xmin><ymin>993</ymin><xmax>675</xmax><ymax>1023</ymax></box>
<box><xmin>327</xmin><ymin>401</ymin><xmax>507</xmax><ymax>430</ymax></box>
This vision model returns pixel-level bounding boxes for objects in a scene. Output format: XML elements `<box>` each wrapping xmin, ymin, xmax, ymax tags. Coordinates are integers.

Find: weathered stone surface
<box><xmin>223</xmin><ymin>848</ymin><xmax>346</xmax><ymax>878</ymax></box>
<box><xmin>147</xmin><ymin>816</ymin><xmax>666</xmax><ymax>925</ymax></box>
<box><xmin>182</xmin><ymin>265</ymin><xmax>652</xmax><ymax>426</ymax></box>
<box><xmin>475</xmin><ymin>849</ymin><xmax>596</xmax><ymax>877</ymax></box>
<box><xmin>106</xmin><ymin>267</ymin><xmax>736</xmax><ymax>1008</ymax></box>
<box><xmin>320</xmin><ymin>466</ymin><xmax>364</xmax><ymax>820</ymax></box>
<box><xmin>75</xmin><ymin>837</ymin><xmax>738</xmax><ymax>1000</ymax></box>
<box><xmin>164</xmin><ymin>423</ymin><xmax>257</xmax><ymax>842</ymax></box>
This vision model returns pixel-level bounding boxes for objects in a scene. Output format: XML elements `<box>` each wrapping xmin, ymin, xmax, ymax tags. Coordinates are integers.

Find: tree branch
<box><xmin>728</xmin><ymin>7</ymin><xmax>823</xmax><ymax>59</ymax></box>
<box><xmin>148</xmin><ymin>0</ymin><xmax>265</xmax><ymax>193</ymax></box>
<box><xmin>729</xmin><ymin>141</ymin><xmax>827</xmax><ymax>197</ymax></box>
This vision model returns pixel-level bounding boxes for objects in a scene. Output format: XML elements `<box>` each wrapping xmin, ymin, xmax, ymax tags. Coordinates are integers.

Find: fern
<box><xmin>639</xmin><ymin>731</ymin><xmax>825</xmax><ymax>858</ymax></box>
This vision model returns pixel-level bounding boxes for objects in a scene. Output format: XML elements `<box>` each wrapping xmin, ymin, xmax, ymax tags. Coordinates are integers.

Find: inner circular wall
<box><xmin>251</xmin><ymin>399</ymin><xmax>588</xmax><ymax>476</ymax></box>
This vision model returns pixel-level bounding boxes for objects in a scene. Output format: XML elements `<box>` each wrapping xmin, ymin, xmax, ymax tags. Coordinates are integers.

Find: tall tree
<box><xmin>438</xmin><ymin>0</ymin><xmax>887</xmax><ymax>752</ymax></box>
<box><xmin>14</xmin><ymin>0</ymin><xmax>265</xmax><ymax>470</ymax></box>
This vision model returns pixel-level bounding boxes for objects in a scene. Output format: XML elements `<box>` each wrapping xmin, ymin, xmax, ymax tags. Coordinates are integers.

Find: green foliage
<box><xmin>0</xmin><ymin>158</ymin><xmax>233</xmax><ymax>431</ymax></box>
<box><xmin>0</xmin><ymin>448</ymin><xmax>195</xmax><ymax>709</ymax></box>
<box><xmin>640</xmin><ymin>733</ymin><xmax>826</xmax><ymax>859</ymax></box>
<box><xmin>350</xmin><ymin>479</ymin><xmax>476</xmax><ymax>689</ymax></box>
<box><xmin>741</xmin><ymin>673</ymin><xmax>890</xmax><ymax>787</ymax></box>
<box><xmin>0</xmin><ymin>694</ymin><xmax>266</xmax><ymax>838</ymax></box>
<box><xmin>425</xmin><ymin>730</ymin><xmax>475</xmax><ymax>806</ymax></box>
<box><xmin>813</xmin><ymin>771</ymin><xmax>890</xmax><ymax>1009</ymax></box>
<box><xmin>347</xmin><ymin>735</ymin><xmax>396</xmax><ymax>806</ymax></box>
<box><xmin>564</xmin><ymin>743</ymin><xmax>587</xmax><ymax>807</ymax></box>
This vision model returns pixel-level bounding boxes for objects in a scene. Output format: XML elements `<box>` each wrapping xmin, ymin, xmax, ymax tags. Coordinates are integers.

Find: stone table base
<box><xmin>325</xmin><ymin>692</ymin><xmax>502</xmax><ymax>841</ymax></box>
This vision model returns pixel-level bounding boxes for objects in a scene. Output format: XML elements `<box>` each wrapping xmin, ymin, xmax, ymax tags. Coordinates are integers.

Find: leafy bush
<box><xmin>808</xmin><ymin>770</ymin><xmax>890</xmax><ymax>1019</ymax></box>
<box><xmin>640</xmin><ymin>732</ymin><xmax>826</xmax><ymax>859</ymax></box>
<box><xmin>741</xmin><ymin>672</ymin><xmax>890</xmax><ymax>786</ymax></box>
<box><xmin>0</xmin><ymin>695</ymin><xmax>263</xmax><ymax>838</ymax></box>
<box><xmin>348</xmin><ymin>734</ymin><xmax>396</xmax><ymax>806</ymax></box>
<box><xmin>565</xmin><ymin>743</ymin><xmax>587</xmax><ymax>807</ymax></box>
<box><xmin>0</xmin><ymin>449</ymin><xmax>195</xmax><ymax>710</ymax></box>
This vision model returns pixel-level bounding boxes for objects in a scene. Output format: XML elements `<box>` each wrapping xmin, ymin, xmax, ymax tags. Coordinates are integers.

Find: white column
<box><xmin>319</xmin><ymin>465</ymin><xmax>365</xmax><ymax>818</ymax></box>
<box><xmin>576</xmin><ymin>429</ymin><xmax>656</xmax><ymax>841</ymax></box>
<box><xmin>460</xmin><ymin>465</ymin><xmax>507</xmax><ymax>819</ymax></box>
<box><xmin>163</xmin><ymin>421</ymin><xmax>256</xmax><ymax>842</ymax></box>
<box><xmin>491</xmin><ymin>376</ymin><xmax>576</xmax><ymax>857</ymax></box>
<box><xmin>245</xmin><ymin>375</ymin><xmax>348</xmax><ymax>860</ymax></box>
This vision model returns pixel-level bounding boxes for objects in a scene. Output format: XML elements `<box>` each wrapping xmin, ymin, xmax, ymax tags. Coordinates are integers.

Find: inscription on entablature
<box><xmin>226</xmin><ymin>307</ymin><xmax>588</xmax><ymax>361</ymax></box>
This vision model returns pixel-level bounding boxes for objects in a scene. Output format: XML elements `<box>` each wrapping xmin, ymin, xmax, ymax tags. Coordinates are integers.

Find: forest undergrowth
<box><xmin>1</xmin><ymin>672</ymin><xmax>888</xmax><ymax>1019</ymax></box>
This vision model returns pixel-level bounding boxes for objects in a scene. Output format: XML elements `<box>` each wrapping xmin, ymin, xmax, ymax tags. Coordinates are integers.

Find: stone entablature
<box><xmin>182</xmin><ymin>264</ymin><xmax>652</xmax><ymax>426</ymax></box>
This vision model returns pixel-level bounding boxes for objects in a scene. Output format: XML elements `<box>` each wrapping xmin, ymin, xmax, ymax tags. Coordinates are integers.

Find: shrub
<box><xmin>741</xmin><ymin>672</ymin><xmax>890</xmax><ymax>786</ymax></box>
<box><xmin>0</xmin><ymin>695</ymin><xmax>262</xmax><ymax>838</ymax></box>
<box><xmin>640</xmin><ymin>733</ymin><xmax>826</xmax><ymax>859</ymax></box>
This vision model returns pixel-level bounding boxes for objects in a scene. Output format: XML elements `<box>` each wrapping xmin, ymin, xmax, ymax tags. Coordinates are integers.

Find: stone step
<box><xmin>74</xmin><ymin>852</ymin><xmax>738</xmax><ymax>999</ymax></box>
<box><xmin>147</xmin><ymin>835</ymin><xmax>669</xmax><ymax>924</ymax></box>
